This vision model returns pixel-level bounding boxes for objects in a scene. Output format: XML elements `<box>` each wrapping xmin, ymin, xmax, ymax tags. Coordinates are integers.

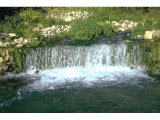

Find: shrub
<box><xmin>69</xmin><ymin>19</ymin><xmax>103</xmax><ymax>40</ymax></box>
<box><xmin>0</xmin><ymin>15</ymin><xmax>23</xmax><ymax>33</ymax></box>
<box><xmin>69</xmin><ymin>18</ymin><xmax>115</xmax><ymax>40</ymax></box>
<box><xmin>19</xmin><ymin>8</ymin><xmax>42</xmax><ymax>23</ymax></box>
<box><xmin>15</xmin><ymin>26</ymin><xmax>38</xmax><ymax>39</ymax></box>
<box><xmin>98</xmin><ymin>22</ymin><xmax>114</xmax><ymax>36</ymax></box>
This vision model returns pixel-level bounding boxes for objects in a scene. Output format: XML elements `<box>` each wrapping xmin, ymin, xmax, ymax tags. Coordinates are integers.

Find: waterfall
<box><xmin>24</xmin><ymin>43</ymin><xmax>143</xmax><ymax>70</ymax></box>
<box><xmin>21</xmin><ymin>43</ymin><xmax>152</xmax><ymax>91</ymax></box>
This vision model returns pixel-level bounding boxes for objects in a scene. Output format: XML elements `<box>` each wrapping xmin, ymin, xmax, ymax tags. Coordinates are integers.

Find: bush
<box><xmin>15</xmin><ymin>26</ymin><xmax>38</xmax><ymax>39</ymax></box>
<box><xmin>19</xmin><ymin>8</ymin><xmax>42</xmax><ymax>23</ymax></box>
<box><xmin>69</xmin><ymin>19</ymin><xmax>102</xmax><ymax>40</ymax></box>
<box><xmin>98</xmin><ymin>22</ymin><xmax>114</xmax><ymax>36</ymax></box>
<box><xmin>0</xmin><ymin>15</ymin><xmax>23</xmax><ymax>33</ymax></box>
<box><xmin>69</xmin><ymin>19</ymin><xmax>114</xmax><ymax>40</ymax></box>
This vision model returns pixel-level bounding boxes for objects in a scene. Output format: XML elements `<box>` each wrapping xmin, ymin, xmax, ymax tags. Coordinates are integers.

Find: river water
<box><xmin>0</xmin><ymin>42</ymin><xmax>160</xmax><ymax>112</ymax></box>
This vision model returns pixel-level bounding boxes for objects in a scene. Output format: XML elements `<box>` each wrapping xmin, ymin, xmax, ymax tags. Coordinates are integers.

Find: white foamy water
<box><xmin>25</xmin><ymin>66</ymin><xmax>151</xmax><ymax>91</ymax></box>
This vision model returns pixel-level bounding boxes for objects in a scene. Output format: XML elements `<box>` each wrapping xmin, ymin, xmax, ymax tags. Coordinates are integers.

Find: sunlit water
<box><xmin>0</xmin><ymin>42</ymin><xmax>160</xmax><ymax>112</ymax></box>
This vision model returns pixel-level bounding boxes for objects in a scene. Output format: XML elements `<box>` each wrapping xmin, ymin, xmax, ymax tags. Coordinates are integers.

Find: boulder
<box><xmin>16</xmin><ymin>43</ymin><xmax>23</xmax><ymax>48</ymax></box>
<box><xmin>8</xmin><ymin>33</ymin><xmax>16</xmax><ymax>38</ymax></box>
<box><xmin>144</xmin><ymin>31</ymin><xmax>154</xmax><ymax>40</ymax></box>
<box><xmin>18</xmin><ymin>37</ymin><xmax>24</xmax><ymax>43</ymax></box>
<box><xmin>0</xmin><ymin>41</ymin><xmax>3</xmax><ymax>47</ymax></box>
<box><xmin>0</xmin><ymin>57</ymin><xmax>3</xmax><ymax>63</ymax></box>
<box><xmin>117</xmin><ymin>28</ymin><xmax>125</xmax><ymax>32</ymax></box>
<box><xmin>121</xmin><ymin>23</ymin><xmax>126</xmax><ymax>28</ymax></box>
<box><xmin>23</xmin><ymin>39</ymin><xmax>28</xmax><ymax>44</ymax></box>
<box><xmin>13</xmin><ymin>39</ymin><xmax>19</xmax><ymax>44</ymax></box>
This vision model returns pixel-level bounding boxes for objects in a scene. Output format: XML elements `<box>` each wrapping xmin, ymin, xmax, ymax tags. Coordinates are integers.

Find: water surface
<box><xmin>0</xmin><ymin>42</ymin><xmax>160</xmax><ymax>112</ymax></box>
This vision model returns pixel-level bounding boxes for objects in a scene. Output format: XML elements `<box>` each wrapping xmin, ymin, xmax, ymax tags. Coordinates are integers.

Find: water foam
<box><xmin>25</xmin><ymin>66</ymin><xmax>151</xmax><ymax>91</ymax></box>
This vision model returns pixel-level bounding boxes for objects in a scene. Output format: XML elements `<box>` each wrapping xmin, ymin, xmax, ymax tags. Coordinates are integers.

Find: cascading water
<box><xmin>22</xmin><ymin>43</ymin><xmax>151</xmax><ymax>90</ymax></box>
<box><xmin>25</xmin><ymin>43</ymin><xmax>143</xmax><ymax>69</ymax></box>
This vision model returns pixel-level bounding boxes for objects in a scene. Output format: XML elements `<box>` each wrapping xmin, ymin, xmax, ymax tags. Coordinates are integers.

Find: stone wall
<box><xmin>47</xmin><ymin>11</ymin><xmax>90</xmax><ymax>22</ymax></box>
<box><xmin>0</xmin><ymin>48</ymin><xmax>23</xmax><ymax>75</ymax></box>
<box><xmin>0</xmin><ymin>33</ymin><xmax>31</xmax><ymax>48</ymax></box>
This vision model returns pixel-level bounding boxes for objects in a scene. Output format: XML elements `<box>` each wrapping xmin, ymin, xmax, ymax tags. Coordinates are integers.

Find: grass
<box><xmin>0</xmin><ymin>7</ymin><xmax>160</xmax><ymax>45</ymax></box>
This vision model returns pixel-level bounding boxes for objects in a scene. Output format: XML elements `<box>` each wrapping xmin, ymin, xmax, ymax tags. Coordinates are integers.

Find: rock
<box><xmin>121</xmin><ymin>23</ymin><xmax>126</xmax><ymax>28</ymax></box>
<box><xmin>0</xmin><ymin>41</ymin><xmax>3</xmax><ymax>47</ymax></box>
<box><xmin>18</xmin><ymin>37</ymin><xmax>23</xmax><ymax>43</ymax></box>
<box><xmin>4</xmin><ymin>42</ymin><xmax>9</xmax><ymax>46</ymax></box>
<box><xmin>106</xmin><ymin>21</ymin><xmax>109</xmax><ymax>23</ymax></box>
<box><xmin>133</xmin><ymin>23</ymin><xmax>138</xmax><ymax>26</ymax></box>
<box><xmin>34</xmin><ymin>70</ymin><xmax>39</xmax><ymax>74</ymax></box>
<box><xmin>128</xmin><ymin>24</ymin><xmax>133</xmax><ymax>29</ymax></box>
<box><xmin>0</xmin><ymin>33</ymin><xmax>8</xmax><ymax>38</ymax></box>
<box><xmin>5</xmin><ymin>38</ymin><xmax>10</xmax><ymax>40</ymax></box>
<box><xmin>0</xmin><ymin>57</ymin><xmax>3</xmax><ymax>63</ymax></box>
<box><xmin>114</xmin><ymin>22</ymin><xmax>119</xmax><ymax>27</ymax></box>
<box><xmin>144</xmin><ymin>31</ymin><xmax>154</xmax><ymax>40</ymax></box>
<box><xmin>64</xmin><ymin>16</ymin><xmax>73</xmax><ymax>22</ymax></box>
<box><xmin>153</xmin><ymin>31</ymin><xmax>160</xmax><ymax>40</ymax></box>
<box><xmin>117</xmin><ymin>28</ymin><xmax>125</xmax><ymax>32</ymax></box>
<box><xmin>16</xmin><ymin>44</ymin><xmax>23</xmax><ymax>48</ymax></box>
<box><xmin>5</xmin><ymin>50</ymin><xmax>9</xmax><ymax>61</ymax></box>
<box><xmin>8</xmin><ymin>33</ymin><xmax>16</xmax><ymax>38</ymax></box>
<box><xmin>137</xmin><ymin>35</ymin><xmax>144</xmax><ymax>39</ymax></box>
<box><xmin>13</xmin><ymin>39</ymin><xmax>19</xmax><ymax>44</ymax></box>
<box><xmin>3</xmin><ymin>65</ymin><xmax>8</xmax><ymax>71</ymax></box>
<box><xmin>23</xmin><ymin>39</ymin><xmax>28</xmax><ymax>44</ymax></box>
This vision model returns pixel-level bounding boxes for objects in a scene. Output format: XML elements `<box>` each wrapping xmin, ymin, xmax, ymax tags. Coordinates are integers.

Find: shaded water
<box><xmin>0</xmin><ymin>42</ymin><xmax>160</xmax><ymax>112</ymax></box>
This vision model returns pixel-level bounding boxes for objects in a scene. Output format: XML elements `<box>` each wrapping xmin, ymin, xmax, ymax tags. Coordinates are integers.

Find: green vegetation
<box><xmin>69</xmin><ymin>19</ymin><xmax>114</xmax><ymax>40</ymax></box>
<box><xmin>0</xmin><ymin>7</ymin><xmax>160</xmax><ymax>44</ymax></box>
<box><xmin>1</xmin><ymin>7</ymin><xmax>160</xmax><ymax>75</ymax></box>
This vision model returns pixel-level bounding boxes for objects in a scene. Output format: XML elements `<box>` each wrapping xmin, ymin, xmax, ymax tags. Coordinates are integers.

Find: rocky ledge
<box><xmin>0</xmin><ymin>33</ymin><xmax>31</xmax><ymax>48</ymax></box>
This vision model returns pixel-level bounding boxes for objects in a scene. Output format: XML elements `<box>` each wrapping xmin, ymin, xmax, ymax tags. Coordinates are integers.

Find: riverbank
<box><xmin>1</xmin><ymin>8</ymin><xmax>160</xmax><ymax>75</ymax></box>
<box><xmin>0</xmin><ymin>8</ymin><xmax>160</xmax><ymax>49</ymax></box>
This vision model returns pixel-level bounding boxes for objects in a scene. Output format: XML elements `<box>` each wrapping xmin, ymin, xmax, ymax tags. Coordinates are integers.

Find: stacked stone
<box><xmin>40</xmin><ymin>25</ymin><xmax>71</xmax><ymax>37</ymax></box>
<box><xmin>0</xmin><ymin>50</ymin><xmax>13</xmax><ymax>72</ymax></box>
<box><xmin>106</xmin><ymin>20</ymin><xmax>138</xmax><ymax>32</ymax></box>
<box><xmin>0</xmin><ymin>33</ymin><xmax>30</xmax><ymax>48</ymax></box>
<box><xmin>48</xmin><ymin>11</ymin><xmax>90</xmax><ymax>22</ymax></box>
